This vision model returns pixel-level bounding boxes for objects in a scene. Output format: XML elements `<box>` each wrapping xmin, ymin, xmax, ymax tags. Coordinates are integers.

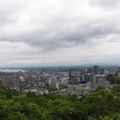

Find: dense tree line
<box><xmin>0</xmin><ymin>84</ymin><xmax>120</xmax><ymax>120</ymax></box>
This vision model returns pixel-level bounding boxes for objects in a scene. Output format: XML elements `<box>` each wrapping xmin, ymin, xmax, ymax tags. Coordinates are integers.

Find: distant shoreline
<box><xmin>0</xmin><ymin>69</ymin><xmax>27</xmax><ymax>73</ymax></box>
<box><xmin>0</xmin><ymin>65</ymin><xmax>117</xmax><ymax>73</ymax></box>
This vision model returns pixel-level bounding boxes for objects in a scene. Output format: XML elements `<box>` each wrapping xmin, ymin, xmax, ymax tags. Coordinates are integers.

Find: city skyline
<box><xmin>0</xmin><ymin>0</ymin><xmax>120</xmax><ymax>67</ymax></box>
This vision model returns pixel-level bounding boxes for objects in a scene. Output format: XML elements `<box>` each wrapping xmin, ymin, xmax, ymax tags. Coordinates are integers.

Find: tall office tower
<box><xmin>93</xmin><ymin>65</ymin><xmax>99</xmax><ymax>74</ymax></box>
<box><xmin>117</xmin><ymin>65</ymin><xmax>120</xmax><ymax>72</ymax></box>
<box><xmin>69</xmin><ymin>69</ymin><xmax>72</xmax><ymax>83</ymax></box>
<box><xmin>99</xmin><ymin>68</ymin><xmax>104</xmax><ymax>74</ymax></box>
<box><xmin>68</xmin><ymin>69</ymin><xmax>80</xmax><ymax>84</ymax></box>
<box><xmin>12</xmin><ymin>74</ymin><xmax>21</xmax><ymax>92</ymax></box>
<box><xmin>86</xmin><ymin>67</ymin><xmax>93</xmax><ymax>73</ymax></box>
<box><xmin>116</xmin><ymin>65</ymin><xmax>120</xmax><ymax>76</ymax></box>
<box><xmin>106</xmin><ymin>73</ymin><xmax>116</xmax><ymax>84</ymax></box>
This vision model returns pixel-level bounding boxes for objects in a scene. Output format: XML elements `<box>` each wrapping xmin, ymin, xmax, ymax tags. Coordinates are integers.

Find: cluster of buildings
<box><xmin>0</xmin><ymin>65</ymin><xmax>120</xmax><ymax>95</ymax></box>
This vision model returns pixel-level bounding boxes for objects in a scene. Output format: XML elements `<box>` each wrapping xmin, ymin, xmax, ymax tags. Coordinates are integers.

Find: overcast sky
<box><xmin>0</xmin><ymin>0</ymin><xmax>120</xmax><ymax>67</ymax></box>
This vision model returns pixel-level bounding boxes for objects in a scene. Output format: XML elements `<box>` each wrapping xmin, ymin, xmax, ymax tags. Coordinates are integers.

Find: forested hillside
<box><xmin>0</xmin><ymin>85</ymin><xmax>120</xmax><ymax>120</ymax></box>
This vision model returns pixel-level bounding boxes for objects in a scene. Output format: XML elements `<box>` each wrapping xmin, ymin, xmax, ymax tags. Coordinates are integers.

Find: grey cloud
<box><xmin>90</xmin><ymin>0</ymin><xmax>120</xmax><ymax>9</ymax></box>
<box><xmin>0</xmin><ymin>11</ymin><xmax>16</xmax><ymax>25</ymax></box>
<box><xmin>0</xmin><ymin>19</ymin><xmax>118</xmax><ymax>51</ymax></box>
<box><xmin>0</xmin><ymin>0</ymin><xmax>119</xmax><ymax>52</ymax></box>
<box><xmin>0</xmin><ymin>0</ymin><xmax>120</xmax><ymax>66</ymax></box>
<box><xmin>0</xmin><ymin>0</ymin><xmax>32</xmax><ymax>26</ymax></box>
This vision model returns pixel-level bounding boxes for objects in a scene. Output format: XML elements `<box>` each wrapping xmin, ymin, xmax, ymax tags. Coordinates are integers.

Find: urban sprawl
<box><xmin>0</xmin><ymin>65</ymin><xmax>119</xmax><ymax>95</ymax></box>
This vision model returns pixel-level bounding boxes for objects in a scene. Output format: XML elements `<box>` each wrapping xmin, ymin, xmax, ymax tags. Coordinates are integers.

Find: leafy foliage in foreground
<box><xmin>0</xmin><ymin>85</ymin><xmax>120</xmax><ymax>120</ymax></box>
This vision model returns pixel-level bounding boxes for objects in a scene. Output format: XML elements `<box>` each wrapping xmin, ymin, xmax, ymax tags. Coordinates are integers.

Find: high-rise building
<box><xmin>86</xmin><ymin>67</ymin><xmax>93</xmax><ymax>73</ymax></box>
<box><xmin>93</xmin><ymin>65</ymin><xmax>99</xmax><ymax>74</ymax></box>
<box><xmin>68</xmin><ymin>69</ymin><xmax>80</xmax><ymax>84</ymax></box>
